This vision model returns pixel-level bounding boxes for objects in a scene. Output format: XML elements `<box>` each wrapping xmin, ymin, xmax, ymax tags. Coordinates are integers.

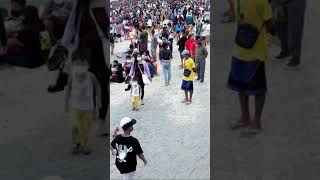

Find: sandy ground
<box><xmin>0</xmin><ymin>65</ymin><xmax>108</xmax><ymax>180</ymax></box>
<box><xmin>109</xmin><ymin>38</ymin><xmax>211</xmax><ymax>179</ymax></box>
<box><xmin>212</xmin><ymin>0</ymin><xmax>320</xmax><ymax>179</ymax></box>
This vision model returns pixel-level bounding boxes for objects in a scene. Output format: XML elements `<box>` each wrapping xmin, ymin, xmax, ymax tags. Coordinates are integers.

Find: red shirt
<box><xmin>185</xmin><ymin>39</ymin><xmax>196</xmax><ymax>58</ymax></box>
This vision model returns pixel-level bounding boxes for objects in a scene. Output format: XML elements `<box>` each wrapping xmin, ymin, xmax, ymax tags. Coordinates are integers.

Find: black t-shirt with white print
<box><xmin>111</xmin><ymin>135</ymin><xmax>143</xmax><ymax>174</ymax></box>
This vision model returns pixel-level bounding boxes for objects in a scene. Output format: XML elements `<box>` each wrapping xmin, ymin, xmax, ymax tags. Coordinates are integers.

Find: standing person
<box><xmin>110</xmin><ymin>33</ymin><xmax>115</xmax><ymax>55</ymax></box>
<box><xmin>185</xmin><ymin>33</ymin><xmax>196</xmax><ymax>60</ymax></box>
<box><xmin>150</xmin><ymin>29</ymin><xmax>158</xmax><ymax>61</ymax></box>
<box><xmin>159</xmin><ymin>42</ymin><xmax>172</xmax><ymax>86</ymax></box>
<box><xmin>111</xmin><ymin>117</ymin><xmax>147</xmax><ymax>180</ymax></box>
<box><xmin>195</xmin><ymin>18</ymin><xmax>202</xmax><ymax>36</ymax></box>
<box><xmin>115</xmin><ymin>21</ymin><xmax>123</xmax><ymax>42</ymax></box>
<box><xmin>285</xmin><ymin>0</ymin><xmax>306</xmax><ymax>69</ymax></box>
<box><xmin>181</xmin><ymin>50</ymin><xmax>196</xmax><ymax>105</ymax></box>
<box><xmin>272</xmin><ymin>0</ymin><xmax>289</xmax><ymax>60</ymax></box>
<box><xmin>201</xmin><ymin>20</ymin><xmax>210</xmax><ymax>45</ymax></box>
<box><xmin>128</xmin><ymin>56</ymin><xmax>151</xmax><ymax>105</ymax></box>
<box><xmin>177</xmin><ymin>30</ymin><xmax>187</xmax><ymax>68</ymax></box>
<box><xmin>195</xmin><ymin>36</ymin><xmax>208</xmax><ymax>83</ymax></box>
<box><xmin>77</xmin><ymin>0</ymin><xmax>110</xmax><ymax>137</ymax></box>
<box><xmin>65</xmin><ymin>49</ymin><xmax>101</xmax><ymax>155</ymax></box>
<box><xmin>138</xmin><ymin>24</ymin><xmax>148</xmax><ymax>54</ymax></box>
<box><xmin>130</xmin><ymin>77</ymin><xmax>142</xmax><ymax>111</ymax></box>
<box><xmin>227</xmin><ymin>0</ymin><xmax>273</xmax><ymax>137</ymax></box>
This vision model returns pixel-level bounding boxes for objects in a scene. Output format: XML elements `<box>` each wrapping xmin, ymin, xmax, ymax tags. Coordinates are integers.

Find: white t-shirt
<box><xmin>201</xmin><ymin>23</ymin><xmax>210</xmax><ymax>37</ymax></box>
<box><xmin>70</xmin><ymin>73</ymin><xmax>94</xmax><ymax>110</ymax></box>
<box><xmin>147</xmin><ymin>19</ymin><xmax>153</xmax><ymax>27</ymax></box>
<box><xmin>131</xmin><ymin>84</ymin><xmax>140</xmax><ymax>97</ymax></box>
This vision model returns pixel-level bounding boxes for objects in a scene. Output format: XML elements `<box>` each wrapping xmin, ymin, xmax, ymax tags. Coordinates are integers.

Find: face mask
<box><xmin>137</xmin><ymin>57</ymin><xmax>142</xmax><ymax>62</ymax></box>
<box><xmin>73</xmin><ymin>65</ymin><xmax>87</xmax><ymax>74</ymax></box>
<box><xmin>54</xmin><ymin>0</ymin><xmax>64</xmax><ymax>5</ymax></box>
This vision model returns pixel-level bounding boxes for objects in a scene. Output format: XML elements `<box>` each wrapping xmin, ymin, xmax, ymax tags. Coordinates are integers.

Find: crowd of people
<box><xmin>224</xmin><ymin>0</ymin><xmax>306</xmax><ymax>138</ymax></box>
<box><xmin>108</xmin><ymin>0</ymin><xmax>210</xmax><ymax>179</ymax></box>
<box><xmin>0</xmin><ymin>0</ymin><xmax>109</xmax><ymax>155</ymax></box>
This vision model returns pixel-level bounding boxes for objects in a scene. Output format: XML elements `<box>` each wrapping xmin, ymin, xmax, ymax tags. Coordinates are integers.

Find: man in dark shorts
<box><xmin>227</xmin><ymin>0</ymin><xmax>273</xmax><ymax>137</ymax></box>
<box><xmin>111</xmin><ymin>117</ymin><xmax>147</xmax><ymax>180</ymax></box>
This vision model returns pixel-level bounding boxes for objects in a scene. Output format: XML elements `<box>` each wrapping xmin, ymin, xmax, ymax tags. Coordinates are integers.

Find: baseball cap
<box><xmin>181</xmin><ymin>50</ymin><xmax>190</xmax><ymax>55</ymax></box>
<box><xmin>120</xmin><ymin>117</ymin><xmax>137</xmax><ymax>131</ymax></box>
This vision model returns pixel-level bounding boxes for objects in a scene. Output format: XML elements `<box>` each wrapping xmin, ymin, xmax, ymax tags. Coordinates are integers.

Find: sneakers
<box><xmin>71</xmin><ymin>144</ymin><xmax>80</xmax><ymax>155</ymax></box>
<box><xmin>284</xmin><ymin>61</ymin><xmax>302</xmax><ymax>70</ymax></box>
<box><xmin>275</xmin><ymin>53</ymin><xmax>289</xmax><ymax>59</ymax></box>
<box><xmin>72</xmin><ymin>144</ymin><xmax>92</xmax><ymax>155</ymax></box>
<box><xmin>80</xmin><ymin>146</ymin><xmax>92</xmax><ymax>155</ymax></box>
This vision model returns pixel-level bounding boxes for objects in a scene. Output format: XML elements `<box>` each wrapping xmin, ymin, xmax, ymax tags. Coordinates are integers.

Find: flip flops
<box><xmin>240</xmin><ymin>127</ymin><xmax>262</xmax><ymax>138</ymax></box>
<box><xmin>229</xmin><ymin>121</ymin><xmax>250</xmax><ymax>130</ymax></box>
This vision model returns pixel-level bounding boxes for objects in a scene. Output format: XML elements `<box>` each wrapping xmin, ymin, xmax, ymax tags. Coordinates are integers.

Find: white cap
<box><xmin>120</xmin><ymin>117</ymin><xmax>137</xmax><ymax>131</ymax></box>
<box><xmin>181</xmin><ymin>50</ymin><xmax>190</xmax><ymax>55</ymax></box>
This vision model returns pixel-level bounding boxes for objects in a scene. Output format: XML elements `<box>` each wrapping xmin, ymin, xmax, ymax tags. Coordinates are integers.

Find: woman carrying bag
<box><xmin>127</xmin><ymin>55</ymin><xmax>151</xmax><ymax>105</ymax></box>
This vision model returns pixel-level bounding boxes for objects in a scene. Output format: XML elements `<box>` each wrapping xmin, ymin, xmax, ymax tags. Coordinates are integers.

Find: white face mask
<box><xmin>132</xmin><ymin>82</ymin><xmax>138</xmax><ymax>86</ymax></box>
<box><xmin>73</xmin><ymin>65</ymin><xmax>87</xmax><ymax>74</ymax></box>
<box><xmin>54</xmin><ymin>0</ymin><xmax>64</xmax><ymax>5</ymax></box>
<box><xmin>137</xmin><ymin>57</ymin><xmax>142</xmax><ymax>62</ymax></box>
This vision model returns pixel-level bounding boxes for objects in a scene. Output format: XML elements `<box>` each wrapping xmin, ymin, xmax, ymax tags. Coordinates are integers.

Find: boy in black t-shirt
<box><xmin>111</xmin><ymin>117</ymin><xmax>147</xmax><ymax>180</ymax></box>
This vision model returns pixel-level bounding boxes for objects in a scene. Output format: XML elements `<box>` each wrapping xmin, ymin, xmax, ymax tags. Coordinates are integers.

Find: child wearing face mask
<box><xmin>65</xmin><ymin>49</ymin><xmax>102</xmax><ymax>155</ymax></box>
<box><xmin>130</xmin><ymin>77</ymin><xmax>142</xmax><ymax>111</ymax></box>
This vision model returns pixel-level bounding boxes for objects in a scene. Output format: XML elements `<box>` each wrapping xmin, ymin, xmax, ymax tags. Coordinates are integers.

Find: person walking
<box><xmin>127</xmin><ymin>55</ymin><xmax>151</xmax><ymax>105</ymax></box>
<box><xmin>159</xmin><ymin>41</ymin><xmax>172</xmax><ymax>86</ymax></box>
<box><xmin>181</xmin><ymin>50</ymin><xmax>196</xmax><ymax>105</ymax></box>
<box><xmin>150</xmin><ymin>29</ymin><xmax>158</xmax><ymax>61</ymax></box>
<box><xmin>65</xmin><ymin>49</ymin><xmax>101</xmax><ymax>155</ymax></box>
<box><xmin>227</xmin><ymin>0</ymin><xmax>273</xmax><ymax>137</ymax></box>
<box><xmin>111</xmin><ymin>117</ymin><xmax>147</xmax><ymax>180</ymax></box>
<box><xmin>195</xmin><ymin>36</ymin><xmax>208</xmax><ymax>83</ymax></box>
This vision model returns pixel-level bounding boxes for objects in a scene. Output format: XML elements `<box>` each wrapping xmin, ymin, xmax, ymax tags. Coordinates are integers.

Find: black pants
<box><xmin>287</xmin><ymin>0</ymin><xmax>306</xmax><ymax>64</ymax></box>
<box><xmin>276</xmin><ymin>22</ymin><xmax>289</xmax><ymax>55</ymax></box>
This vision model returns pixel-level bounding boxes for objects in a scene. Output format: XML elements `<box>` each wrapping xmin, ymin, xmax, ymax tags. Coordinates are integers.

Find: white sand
<box><xmin>109</xmin><ymin>39</ymin><xmax>211</xmax><ymax>179</ymax></box>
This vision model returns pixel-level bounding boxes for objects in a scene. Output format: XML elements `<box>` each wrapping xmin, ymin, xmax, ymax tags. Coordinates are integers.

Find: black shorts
<box><xmin>227</xmin><ymin>57</ymin><xmax>267</xmax><ymax>96</ymax></box>
<box><xmin>116</xmin><ymin>34</ymin><xmax>121</xmax><ymax>38</ymax></box>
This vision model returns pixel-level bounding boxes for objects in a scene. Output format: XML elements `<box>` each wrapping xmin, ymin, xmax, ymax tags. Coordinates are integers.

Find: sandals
<box><xmin>229</xmin><ymin>121</ymin><xmax>250</xmax><ymax>130</ymax></box>
<box><xmin>80</xmin><ymin>146</ymin><xmax>92</xmax><ymax>155</ymax></box>
<box><xmin>181</xmin><ymin>99</ymin><xmax>188</xmax><ymax>103</ymax></box>
<box><xmin>240</xmin><ymin>127</ymin><xmax>262</xmax><ymax>138</ymax></box>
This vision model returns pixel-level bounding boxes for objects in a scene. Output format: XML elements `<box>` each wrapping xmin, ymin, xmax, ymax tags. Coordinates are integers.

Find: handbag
<box><xmin>183</xmin><ymin>59</ymin><xmax>192</xmax><ymax>77</ymax></box>
<box><xmin>235</xmin><ymin>0</ymin><xmax>265</xmax><ymax>49</ymax></box>
<box><xmin>137</xmin><ymin>63</ymin><xmax>151</xmax><ymax>85</ymax></box>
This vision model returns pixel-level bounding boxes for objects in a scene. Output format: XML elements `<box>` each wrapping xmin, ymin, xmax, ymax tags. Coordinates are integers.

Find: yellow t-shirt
<box><xmin>233</xmin><ymin>0</ymin><xmax>272</xmax><ymax>62</ymax></box>
<box><xmin>182</xmin><ymin>58</ymin><xmax>196</xmax><ymax>81</ymax></box>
